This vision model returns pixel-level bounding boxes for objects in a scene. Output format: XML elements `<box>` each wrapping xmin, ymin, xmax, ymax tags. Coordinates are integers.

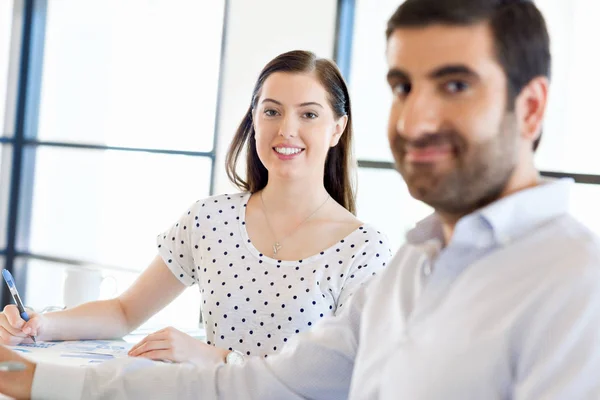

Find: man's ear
<box><xmin>330</xmin><ymin>115</ymin><xmax>348</xmax><ymax>147</ymax></box>
<box><xmin>515</xmin><ymin>76</ymin><xmax>549</xmax><ymax>145</ymax></box>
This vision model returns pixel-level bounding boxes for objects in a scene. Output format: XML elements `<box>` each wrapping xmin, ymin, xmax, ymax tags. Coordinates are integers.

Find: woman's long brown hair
<box><xmin>225</xmin><ymin>50</ymin><xmax>357</xmax><ymax>214</ymax></box>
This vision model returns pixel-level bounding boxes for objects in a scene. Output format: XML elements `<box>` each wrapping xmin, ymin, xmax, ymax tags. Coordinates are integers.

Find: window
<box><xmin>348</xmin><ymin>0</ymin><xmax>600</xmax><ymax>246</ymax></box>
<box><xmin>356</xmin><ymin>167</ymin><xmax>432</xmax><ymax>252</ymax></box>
<box><xmin>23</xmin><ymin>147</ymin><xmax>212</xmax><ymax>267</ymax></box>
<box><xmin>535</xmin><ymin>0</ymin><xmax>600</xmax><ymax>176</ymax></box>
<box><xmin>0</xmin><ymin>0</ymin><xmax>15</xmax><ymax>252</ymax></box>
<box><xmin>0</xmin><ymin>0</ymin><xmax>14</xmax><ymax>135</ymax></box>
<box><xmin>36</xmin><ymin>0</ymin><xmax>224</xmax><ymax>151</ymax></box>
<box><xmin>0</xmin><ymin>145</ymin><xmax>9</xmax><ymax>249</ymax></box>
<box><xmin>1</xmin><ymin>0</ymin><xmax>226</xmax><ymax>330</ymax></box>
<box><xmin>348</xmin><ymin>0</ymin><xmax>399</xmax><ymax>163</ymax></box>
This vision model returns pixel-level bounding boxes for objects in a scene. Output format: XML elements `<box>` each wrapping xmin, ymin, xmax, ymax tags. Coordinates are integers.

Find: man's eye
<box><xmin>445</xmin><ymin>81</ymin><xmax>469</xmax><ymax>93</ymax></box>
<box><xmin>393</xmin><ymin>83</ymin><xmax>411</xmax><ymax>96</ymax></box>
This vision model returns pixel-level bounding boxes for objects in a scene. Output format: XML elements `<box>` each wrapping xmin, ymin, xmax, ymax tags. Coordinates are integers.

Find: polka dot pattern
<box><xmin>157</xmin><ymin>192</ymin><xmax>392</xmax><ymax>358</ymax></box>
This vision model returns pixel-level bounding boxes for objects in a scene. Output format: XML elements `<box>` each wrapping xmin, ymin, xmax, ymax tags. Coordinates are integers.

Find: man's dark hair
<box><xmin>387</xmin><ymin>0</ymin><xmax>551</xmax><ymax>151</ymax></box>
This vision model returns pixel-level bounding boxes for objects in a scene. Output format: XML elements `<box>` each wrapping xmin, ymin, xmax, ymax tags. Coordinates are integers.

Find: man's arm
<box><xmin>25</xmin><ymin>282</ymin><xmax>369</xmax><ymax>400</ymax></box>
<box><xmin>514</xmin><ymin>266</ymin><xmax>600</xmax><ymax>399</ymax></box>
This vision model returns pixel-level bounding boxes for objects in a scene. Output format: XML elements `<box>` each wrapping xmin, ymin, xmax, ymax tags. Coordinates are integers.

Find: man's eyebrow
<box><xmin>427</xmin><ymin>64</ymin><xmax>480</xmax><ymax>80</ymax></box>
<box><xmin>386</xmin><ymin>68</ymin><xmax>410</xmax><ymax>82</ymax></box>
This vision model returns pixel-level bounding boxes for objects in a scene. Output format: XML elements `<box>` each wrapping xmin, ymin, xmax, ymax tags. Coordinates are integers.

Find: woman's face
<box><xmin>253</xmin><ymin>72</ymin><xmax>347</xmax><ymax>184</ymax></box>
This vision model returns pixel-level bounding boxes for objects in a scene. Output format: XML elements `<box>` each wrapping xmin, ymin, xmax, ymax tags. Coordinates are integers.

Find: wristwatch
<box><xmin>225</xmin><ymin>349</ymin><xmax>245</xmax><ymax>366</ymax></box>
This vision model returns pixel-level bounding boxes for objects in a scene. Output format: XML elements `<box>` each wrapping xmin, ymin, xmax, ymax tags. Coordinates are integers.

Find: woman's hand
<box><xmin>0</xmin><ymin>345</ymin><xmax>36</xmax><ymax>400</ymax></box>
<box><xmin>128</xmin><ymin>327</ymin><xmax>229</xmax><ymax>367</ymax></box>
<box><xmin>0</xmin><ymin>305</ymin><xmax>46</xmax><ymax>345</ymax></box>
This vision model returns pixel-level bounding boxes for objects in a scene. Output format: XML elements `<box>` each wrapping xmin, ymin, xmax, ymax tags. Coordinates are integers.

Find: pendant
<box><xmin>273</xmin><ymin>242</ymin><xmax>282</xmax><ymax>256</ymax></box>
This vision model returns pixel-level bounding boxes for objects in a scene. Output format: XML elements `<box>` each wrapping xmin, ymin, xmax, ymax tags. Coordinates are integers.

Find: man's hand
<box><xmin>128</xmin><ymin>326</ymin><xmax>228</xmax><ymax>366</ymax></box>
<box><xmin>0</xmin><ymin>345</ymin><xmax>36</xmax><ymax>399</ymax></box>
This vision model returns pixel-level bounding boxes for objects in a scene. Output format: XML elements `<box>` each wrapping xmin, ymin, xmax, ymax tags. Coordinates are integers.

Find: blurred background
<box><xmin>0</xmin><ymin>0</ymin><xmax>598</xmax><ymax>331</ymax></box>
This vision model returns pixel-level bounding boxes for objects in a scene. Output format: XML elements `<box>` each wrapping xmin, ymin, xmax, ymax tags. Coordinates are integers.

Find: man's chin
<box><xmin>405</xmin><ymin>181</ymin><xmax>438</xmax><ymax>204</ymax></box>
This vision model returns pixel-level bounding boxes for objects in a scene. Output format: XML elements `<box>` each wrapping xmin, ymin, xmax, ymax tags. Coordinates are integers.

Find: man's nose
<box><xmin>394</xmin><ymin>88</ymin><xmax>441</xmax><ymax>140</ymax></box>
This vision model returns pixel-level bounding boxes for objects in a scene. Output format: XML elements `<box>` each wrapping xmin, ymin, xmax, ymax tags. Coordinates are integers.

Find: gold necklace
<box><xmin>260</xmin><ymin>191</ymin><xmax>330</xmax><ymax>257</ymax></box>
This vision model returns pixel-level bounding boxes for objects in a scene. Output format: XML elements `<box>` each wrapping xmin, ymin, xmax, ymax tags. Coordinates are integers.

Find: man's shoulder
<box><xmin>525</xmin><ymin>214</ymin><xmax>600</xmax><ymax>277</ymax></box>
<box><xmin>547</xmin><ymin>214</ymin><xmax>600</xmax><ymax>258</ymax></box>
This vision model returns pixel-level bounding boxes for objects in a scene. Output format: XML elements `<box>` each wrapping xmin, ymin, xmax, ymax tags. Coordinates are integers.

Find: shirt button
<box><xmin>423</xmin><ymin>264</ymin><xmax>432</xmax><ymax>276</ymax></box>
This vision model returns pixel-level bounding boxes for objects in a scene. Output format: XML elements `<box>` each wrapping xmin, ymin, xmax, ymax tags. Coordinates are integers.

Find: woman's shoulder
<box><xmin>325</xmin><ymin>205</ymin><xmax>391</xmax><ymax>246</ymax></box>
<box><xmin>357</xmin><ymin>223</ymin><xmax>389</xmax><ymax>241</ymax></box>
<box><xmin>351</xmin><ymin>222</ymin><xmax>393</xmax><ymax>254</ymax></box>
<box><xmin>202</xmin><ymin>191</ymin><xmax>250</xmax><ymax>205</ymax></box>
<box><xmin>187</xmin><ymin>192</ymin><xmax>250</xmax><ymax>214</ymax></box>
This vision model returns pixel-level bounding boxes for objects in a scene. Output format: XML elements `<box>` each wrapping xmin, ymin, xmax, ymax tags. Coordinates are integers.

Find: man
<box><xmin>2</xmin><ymin>0</ymin><xmax>600</xmax><ymax>398</ymax></box>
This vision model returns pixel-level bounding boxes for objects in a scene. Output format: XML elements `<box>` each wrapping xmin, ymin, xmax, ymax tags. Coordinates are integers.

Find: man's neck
<box><xmin>439</xmin><ymin>166</ymin><xmax>541</xmax><ymax>245</ymax></box>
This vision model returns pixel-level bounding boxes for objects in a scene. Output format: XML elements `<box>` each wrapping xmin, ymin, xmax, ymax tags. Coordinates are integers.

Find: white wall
<box><xmin>213</xmin><ymin>0</ymin><xmax>338</xmax><ymax>194</ymax></box>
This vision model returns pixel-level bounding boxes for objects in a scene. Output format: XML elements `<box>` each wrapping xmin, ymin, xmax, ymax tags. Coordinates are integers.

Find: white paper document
<box><xmin>9</xmin><ymin>340</ymin><xmax>133</xmax><ymax>367</ymax></box>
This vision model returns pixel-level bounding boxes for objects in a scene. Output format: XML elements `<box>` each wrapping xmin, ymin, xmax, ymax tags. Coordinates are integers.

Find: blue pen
<box><xmin>2</xmin><ymin>269</ymin><xmax>36</xmax><ymax>343</ymax></box>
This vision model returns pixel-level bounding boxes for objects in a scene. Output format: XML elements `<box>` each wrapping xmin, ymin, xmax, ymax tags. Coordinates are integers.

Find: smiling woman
<box><xmin>0</xmin><ymin>50</ymin><xmax>392</xmax><ymax>368</ymax></box>
<box><xmin>227</xmin><ymin>50</ymin><xmax>356</xmax><ymax>214</ymax></box>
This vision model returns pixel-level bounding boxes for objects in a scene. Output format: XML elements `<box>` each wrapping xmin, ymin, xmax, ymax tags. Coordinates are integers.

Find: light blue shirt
<box><xmin>31</xmin><ymin>179</ymin><xmax>600</xmax><ymax>399</ymax></box>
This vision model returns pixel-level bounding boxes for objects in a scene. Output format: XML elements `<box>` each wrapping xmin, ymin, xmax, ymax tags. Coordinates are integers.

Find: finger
<box><xmin>22</xmin><ymin>316</ymin><xmax>42</xmax><ymax>337</ymax></box>
<box><xmin>128</xmin><ymin>330</ymin><xmax>164</xmax><ymax>354</ymax></box>
<box><xmin>0</xmin><ymin>316</ymin><xmax>28</xmax><ymax>339</ymax></box>
<box><xmin>134</xmin><ymin>349</ymin><xmax>176</xmax><ymax>363</ymax></box>
<box><xmin>2</xmin><ymin>306</ymin><xmax>26</xmax><ymax>330</ymax></box>
<box><xmin>0</xmin><ymin>326</ymin><xmax>25</xmax><ymax>346</ymax></box>
<box><xmin>128</xmin><ymin>333</ymin><xmax>155</xmax><ymax>353</ymax></box>
<box><xmin>128</xmin><ymin>328</ymin><xmax>172</xmax><ymax>354</ymax></box>
<box><xmin>129</xmin><ymin>339</ymin><xmax>171</xmax><ymax>357</ymax></box>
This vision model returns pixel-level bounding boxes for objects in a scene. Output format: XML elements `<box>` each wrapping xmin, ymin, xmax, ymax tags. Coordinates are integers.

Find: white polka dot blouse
<box><xmin>157</xmin><ymin>193</ymin><xmax>392</xmax><ymax>358</ymax></box>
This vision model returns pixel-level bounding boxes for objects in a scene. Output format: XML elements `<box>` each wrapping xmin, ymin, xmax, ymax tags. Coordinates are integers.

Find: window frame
<box><xmin>0</xmin><ymin>0</ymin><xmax>229</xmax><ymax>306</ymax></box>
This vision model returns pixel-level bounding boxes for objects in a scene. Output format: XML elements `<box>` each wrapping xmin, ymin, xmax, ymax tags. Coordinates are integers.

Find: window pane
<box><xmin>0</xmin><ymin>0</ymin><xmax>15</xmax><ymax>136</ymax></box>
<box><xmin>0</xmin><ymin>144</ymin><xmax>11</xmax><ymax>249</ymax></box>
<box><xmin>534</xmin><ymin>1</ymin><xmax>600</xmax><ymax>175</ymax></box>
<box><xmin>356</xmin><ymin>167</ymin><xmax>432</xmax><ymax>253</ymax></box>
<box><xmin>20</xmin><ymin>257</ymin><xmax>201</xmax><ymax>331</ymax></box>
<box><xmin>356</xmin><ymin>172</ymin><xmax>600</xmax><ymax>252</ymax></box>
<box><xmin>23</xmin><ymin>146</ymin><xmax>212</xmax><ymax>267</ymax></box>
<box><xmin>37</xmin><ymin>0</ymin><xmax>224</xmax><ymax>151</ymax></box>
<box><xmin>569</xmin><ymin>183</ymin><xmax>600</xmax><ymax>238</ymax></box>
<box><xmin>349</xmin><ymin>0</ymin><xmax>403</xmax><ymax>162</ymax></box>
<box><xmin>350</xmin><ymin>0</ymin><xmax>600</xmax><ymax>177</ymax></box>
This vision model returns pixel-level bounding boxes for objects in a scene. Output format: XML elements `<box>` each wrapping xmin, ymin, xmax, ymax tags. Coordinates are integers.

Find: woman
<box><xmin>0</xmin><ymin>50</ymin><xmax>391</xmax><ymax>365</ymax></box>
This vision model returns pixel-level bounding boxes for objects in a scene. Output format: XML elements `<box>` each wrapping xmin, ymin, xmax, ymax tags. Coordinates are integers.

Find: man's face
<box><xmin>386</xmin><ymin>22</ymin><xmax>522</xmax><ymax>215</ymax></box>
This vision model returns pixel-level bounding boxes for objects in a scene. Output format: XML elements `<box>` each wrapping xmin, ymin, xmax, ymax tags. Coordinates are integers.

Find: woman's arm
<box><xmin>37</xmin><ymin>255</ymin><xmax>187</xmax><ymax>340</ymax></box>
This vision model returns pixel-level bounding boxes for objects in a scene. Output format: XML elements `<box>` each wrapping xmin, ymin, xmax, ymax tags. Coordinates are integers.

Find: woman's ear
<box><xmin>329</xmin><ymin>115</ymin><xmax>348</xmax><ymax>147</ymax></box>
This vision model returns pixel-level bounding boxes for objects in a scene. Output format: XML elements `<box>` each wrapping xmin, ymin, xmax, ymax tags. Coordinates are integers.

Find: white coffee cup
<box><xmin>63</xmin><ymin>268</ymin><xmax>117</xmax><ymax>308</ymax></box>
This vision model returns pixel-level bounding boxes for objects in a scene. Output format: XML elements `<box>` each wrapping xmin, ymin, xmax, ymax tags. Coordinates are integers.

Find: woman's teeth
<box><xmin>275</xmin><ymin>147</ymin><xmax>303</xmax><ymax>155</ymax></box>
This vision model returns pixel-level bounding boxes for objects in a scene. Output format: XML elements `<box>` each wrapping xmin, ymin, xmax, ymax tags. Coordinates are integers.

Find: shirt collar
<box><xmin>406</xmin><ymin>178</ymin><xmax>573</xmax><ymax>248</ymax></box>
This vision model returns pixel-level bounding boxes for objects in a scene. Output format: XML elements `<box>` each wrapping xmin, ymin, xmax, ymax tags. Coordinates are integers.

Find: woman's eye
<box><xmin>304</xmin><ymin>112</ymin><xmax>318</xmax><ymax>119</ymax></box>
<box><xmin>264</xmin><ymin>109</ymin><xmax>278</xmax><ymax>117</ymax></box>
